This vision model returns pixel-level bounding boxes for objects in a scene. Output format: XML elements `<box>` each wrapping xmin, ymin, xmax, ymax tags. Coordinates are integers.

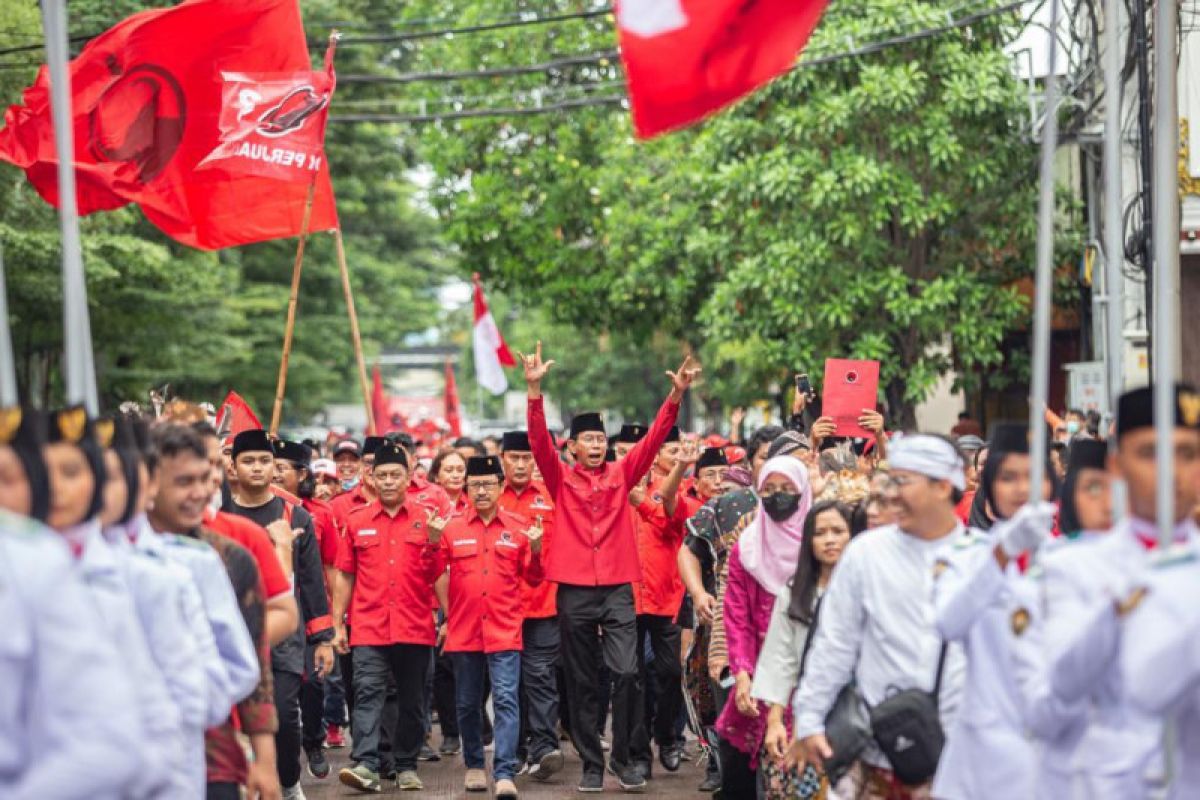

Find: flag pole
<box><xmin>1101</xmin><ymin>0</ymin><xmax>1126</xmax><ymax>522</ymax></box>
<box><xmin>1151</xmin><ymin>0</ymin><xmax>1179</xmax><ymax>546</ymax></box>
<box><xmin>0</xmin><ymin>243</ymin><xmax>17</xmax><ymax>407</ymax></box>
<box><xmin>333</xmin><ymin>228</ymin><xmax>375</xmax><ymax>435</ymax></box>
<box><xmin>268</xmin><ymin>176</ymin><xmax>317</xmax><ymax>435</ymax></box>
<box><xmin>41</xmin><ymin>0</ymin><xmax>98</xmax><ymax>415</ymax></box>
<box><xmin>1027</xmin><ymin>0</ymin><xmax>1062</xmax><ymax>523</ymax></box>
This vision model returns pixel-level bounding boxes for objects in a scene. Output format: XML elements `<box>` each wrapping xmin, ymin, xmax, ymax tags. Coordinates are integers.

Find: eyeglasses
<box><xmin>467</xmin><ymin>481</ymin><xmax>501</xmax><ymax>492</ymax></box>
<box><xmin>880</xmin><ymin>474</ymin><xmax>920</xmax><ymax>490</ymax></box>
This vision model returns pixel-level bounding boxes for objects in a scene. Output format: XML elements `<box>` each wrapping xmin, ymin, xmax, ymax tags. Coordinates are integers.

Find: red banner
<box><xmin>0</xmin><ymin>0</ymin><xmax>338</xmax><ymax>250</ymax></box>
<box><xmin>616</xmin><ymin>0</ymin><xmax>830</xmax><ymax>138</ymax></box>
<box><xmin>822</xmin><ymin>359</ymin><xmax>880</xmax><ymax>439</ymax></box>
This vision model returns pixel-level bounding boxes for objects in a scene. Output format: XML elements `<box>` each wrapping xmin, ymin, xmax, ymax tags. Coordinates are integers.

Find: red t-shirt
<box><xmin>203</xmin><ymin>509</ymin><xmax>291</xmax><ymax>600</ymax></box>
<box><xmin>440</xmin><ymin>508</ymin><xmax>544</xmax><ymax>652</ymax></box>
<box><xmin>336</xmin><ymin>500</ymin><xmax>444</xmax><ymax>647</ymax></box>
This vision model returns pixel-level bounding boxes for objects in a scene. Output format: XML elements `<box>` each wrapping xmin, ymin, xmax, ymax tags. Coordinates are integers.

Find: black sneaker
<box><xmin>306</xmin><ymin>746</ymin><xmax>331</xmax><ymax>779</ymax></box>
<box><xmin>578</xmin><ymin>771</ymin><xmax>604</xmax><ymax>793</ymax></box>
<box><xmin>529</xmin><ymin>749</ymin><xmax>564</xmax><ymax>782</ymax></box>
<box><xmin>617</xmin><ymin>765</ymin><xmax>647</xmax><ymax>793</ymax></box>
<box><xmin>418</xmin><ymin>743</ymin><xmax>440</xmax><ymax>762</ymax></box>
<box><xmin>439</xmin><ymin>737</ymin><xmax>461</xmax><ymax>756</ymax></box>
<box><xmin>658</xmin><ymin>742</ymin><xmax>683</xmax><ymax>772</ymax></box>
<box><xmin>634</xmin><ymin>760</ymin><xmax>652</xmax><ymax>781</ymax></box>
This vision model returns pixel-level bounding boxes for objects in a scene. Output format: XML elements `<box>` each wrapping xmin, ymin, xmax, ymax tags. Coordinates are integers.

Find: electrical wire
<box><xmin>340</xmin><ymin>50</ymin><xmax>619</xmax><ymax>85</ymax></box>
<box><xmin>307</xmin><ymin>5</ymin><xmax>613</xmax><ymax>32</ymax></box>
<box><xmin>321</xmin><ymin>8</ymin><xmax>612</xmax><ymax>46</ymax></box>
<box><xmin>331</xmin><ymin>93</ymin><xmax>626</xmax><ymax>123</ymax></box>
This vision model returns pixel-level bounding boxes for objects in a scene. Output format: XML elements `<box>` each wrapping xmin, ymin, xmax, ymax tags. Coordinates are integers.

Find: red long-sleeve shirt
<box><xmin>499</xmin><ymin>480</ymin><xmax>557</xmax><ymax>618</ymax></box>
<box><xmin>527</xmin><ymin>395</ymin><xmax>680</xmax><ymax>585</ymax></box>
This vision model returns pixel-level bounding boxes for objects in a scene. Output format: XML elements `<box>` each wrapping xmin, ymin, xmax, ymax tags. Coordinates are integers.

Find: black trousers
<box><xmin>273</xmin><ymin>669</ymin><xmax>304</xmax><ymax>788</ymax></box>
<box><xmin>518</xmin><ymin>616</ymin><xmax>561</xmax><ymax>763</ymax></box>
<box><xmin>557</xmin><ymin>583</ymin><xmax>638</xmax><ymax>776</ymax></box>
<box><xmin>719</xmin><ymin>737</ymin><xmax>757</xmax><ymax>798</ymax></box>
<box><xmin>630</xmin><ymin>613</ymin><xmax>684</xmax><ymax>762</ymax></box>
<box><xmin>300</xmin><ymin>644</ymin><xmax>327</xmax><ymax>751</ymax></box>
<box><xmin>350</xmin><ymin>643</ymin><xmax>430</xmax><ymax>773</ymax></box>
<box><xmin>431</xmin><ymin>647</ymin><xmax>460</xmax><ymax>738</ymax></box>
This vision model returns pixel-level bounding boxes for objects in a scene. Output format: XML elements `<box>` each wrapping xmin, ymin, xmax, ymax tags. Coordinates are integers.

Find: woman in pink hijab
<box><xmin>715</xmin><ymin>455</ymin><xmax>812</xmax><ymax>797</ymax></box>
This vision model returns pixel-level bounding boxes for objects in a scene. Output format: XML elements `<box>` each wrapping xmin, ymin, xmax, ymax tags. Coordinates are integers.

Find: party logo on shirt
<box><xmin>531</xmin><ymin>495</ymin><xmax>551</xmax><ymax>510</ymax></box>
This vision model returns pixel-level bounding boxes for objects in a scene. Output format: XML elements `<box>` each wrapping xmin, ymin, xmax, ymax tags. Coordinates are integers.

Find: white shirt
<box><xmin>1040</xmin><ymin>517</ymin><xmax>1197</xmax><ymax>799</ymax></box>
<box><xmin>1119</xmin><ymin>541</ymin><xmax>1200</xmax><ymax>800</ymax></box>
<box><xmin>792</xmin><ymin>522</ymin><xmax>967</xmax><ymax>767</ymax></box>
<box><xmin>751</xmin><ymin>587</ymin><xmax>820</xmax><ymax>707</ymax></box>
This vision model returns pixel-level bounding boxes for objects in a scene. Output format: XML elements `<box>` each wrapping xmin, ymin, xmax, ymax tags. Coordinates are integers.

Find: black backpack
<box><xmin>867</xmin><ymin>643</ymin><xmax>949</xmax><ymax>786</ymax></box>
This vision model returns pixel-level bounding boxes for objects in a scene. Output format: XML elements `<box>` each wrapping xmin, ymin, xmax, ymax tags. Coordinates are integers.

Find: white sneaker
<box><xmin>282</xmin><ymin>784</ymin><xmax>307</xmax><ymax>800</ymax></box>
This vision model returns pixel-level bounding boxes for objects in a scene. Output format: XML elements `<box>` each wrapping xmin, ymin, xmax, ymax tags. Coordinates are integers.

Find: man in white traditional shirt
<box><xmin>793</xmin><ymin>434</ymin><xmax>969</xmax><ymax>798</ymax></box>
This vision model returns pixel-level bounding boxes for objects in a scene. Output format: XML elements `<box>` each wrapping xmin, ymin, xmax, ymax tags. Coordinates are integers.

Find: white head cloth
<box><xmin>888</xmin><ymin>434</ymin><xmax>966</xmax><ymax>491</ymax></box>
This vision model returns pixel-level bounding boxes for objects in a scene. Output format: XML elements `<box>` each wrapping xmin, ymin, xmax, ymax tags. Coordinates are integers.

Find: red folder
<box><xmin>822</xmin><ymin>359</ymin><xmax>880</xmax><ymax>438</ymax></box>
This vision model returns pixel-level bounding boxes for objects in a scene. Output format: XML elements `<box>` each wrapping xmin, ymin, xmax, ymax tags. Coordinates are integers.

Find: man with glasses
<box><xmin>794</xmin><ymin>434</ymin><xmax>969</xmax><ymax>797</ymax></box>
<box><xmin>520</xmin><ymin>342</ymin><xmax>699</xmax><ymax>793</ymax></box>
<box><xmin>439</xmin><ymin>455</ymin><xmax>545</xmax><ymax>798</ymax></box>
<box><xmin>498</xmin><ymin>430</ymin><xmax>565</xmax><ymax>781</ymax></box>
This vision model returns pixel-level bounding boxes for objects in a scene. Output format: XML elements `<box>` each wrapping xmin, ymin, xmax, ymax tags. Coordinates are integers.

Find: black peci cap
<box><xmin>373</xmin><ymin>443</ymin><xmax>409</xmax><ymax>469</ymax></box>
<box><xmin>231</xmin><ymin>429</ymin><xmax>273</xmax><ymax>458</ymax></box>
<box><xmin>362</xmin><ymin>436</ymin><xmax>386</xmax><ymax>456</ymax></box>
<box><xmin>273</xmin><ymin>439</ymin><xmax>312</xmax><ymax>465</ymax></box>
<box><xmin>616</xmin><ymin>423</ymin><xmax>648</xmax><ymax>444</ymax></box>
<box><xmin>1066</xmin><ymin>438</ymin><xmax>1108</xmax><ymax>473</ymax></box>
<box><xmin>695</xmin><ymin>447</ymin><xmax>729</xmax><ymax>472</ymax></box>
<box><xmin>1117</xmin><ymin>384</ymin><xmax>1200</xmax><ymax>437</ymax></box>
<box><xmin>466</xmin><ymin>455</ymin><xmax>504</xmax><ymax>477</ymax></box>
<box><xmin>987</xmin><ymin>423</ymin><xmax>1030</xmax><ymax>455</ymax></box>
<box><xmin>501</xmin><ymin>431</ymin><xmax>531</xmax><ymax>452</ymax></box>
<box><xmin>569</xmin><ymin>412</ymin><xmax>605</xmax><ymax>439</ymax></box>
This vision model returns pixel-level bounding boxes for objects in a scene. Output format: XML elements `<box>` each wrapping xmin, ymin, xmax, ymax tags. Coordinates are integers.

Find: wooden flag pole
<box><xmin>269</xmin><ymin>177</ymin><xmax>318</xmax><ymax>435</ymax></box>
<box><xmin>334</xmin><ymin>228</ymin><xmax>376</xmax><ymax>434</ymax></box>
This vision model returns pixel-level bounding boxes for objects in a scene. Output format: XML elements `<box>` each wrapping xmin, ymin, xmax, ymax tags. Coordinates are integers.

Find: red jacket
<box><xmin>632</xmin><ymin>482</ymin><xmax>693</xmax><ymax>618</ymax></box>
<box><xmin>440</xmin><ymin>508</ymin><xmax>544</xmax><ymax>653</ymax></box>
<box><xmin>499</xmin><ymin>481</ymin><xmax>557</xmax><ymax>618</ymax></box>
<box><xmin>203</xmin><ymin>509</ymin><xmax>292</xmax><ymax>601</ymax></box>
<box><xmin>301</xmin><ymin>496</ymin><xmax>340</xmax><ymax>568</ymax></box>
<box><xmin>336</xmin><ymin>499</ymin><xmax>445</xmax><ymax>647</ymax></box>
<box><xmin>528</xmin><ymin>395</ymin><xmax>680</xmax><ymax>586</ymax></box>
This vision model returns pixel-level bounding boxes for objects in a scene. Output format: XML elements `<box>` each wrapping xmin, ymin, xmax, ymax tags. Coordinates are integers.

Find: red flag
<box><xmin>615</xmin><ymin>0</ymin><xmax>830</xmax><ymax>138</ymax></box>
<box><xmin>371</xmin><ymin>364</ymin><xmax>388</xmax><ymax>436</ymax></box>
<box><xmin>444</xmin><ymin>360</ymin><xmax>462</xmax><ymax>438</ymax></box>
<box><xmin>0</xmin><ymin>0</ymin><xmax>338</xmax><ymax>250</ymax></box>
<box><xmin>216</xmin><ymin>390</ymin><xmax>262</xmax><ymax>437</ymax></box>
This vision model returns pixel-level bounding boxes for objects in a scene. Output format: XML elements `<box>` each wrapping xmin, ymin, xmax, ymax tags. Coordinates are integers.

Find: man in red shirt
<box><xmin>331</xmin><ymin>442</ymin><xmax>450</xmax><ymax>794</ymax></box>
<box><xmin>497</xmin><ymin>430</ymin><xmax>564</xmax><ymax>781</ymax></box>
<box><xmin>614</xmin><ymin>423</ymin><xmax>648</xmax><ymax>460</ymax></box>
<box><xmin>520</xmin><ymin>342</ymin><xmax>699</xmax><ymax>792</ymax></box>
<box><xmin>439</xmin><ymin>455</ymin><xmax>544</xmax><ymax>798</ymax></box>
<box><xmin>332</xmin><ymin>438</ymin><xmax>363</xmax><ymax>494</ymax></box>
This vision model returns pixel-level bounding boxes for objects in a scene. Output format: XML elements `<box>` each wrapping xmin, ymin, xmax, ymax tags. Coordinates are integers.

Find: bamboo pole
<box><xmin>0</xmin><ymin>243</ymin><xmax>16</xmax><ymax>406</ymax></box>
<box><xmin>333</xmin><ymin>228</ymin><xmax>376</xmax><ymax>434</ymax></box>
<box><xmin>269</xmin><ymin>177</ymin><xmax>318</xmax><ymax>434</ymax></box>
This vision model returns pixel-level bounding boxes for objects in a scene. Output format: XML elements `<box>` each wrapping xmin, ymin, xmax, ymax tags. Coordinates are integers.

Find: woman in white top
<box><xmin>752</xmin><ymin>500</ymin><xmax>854</xmax><ymax>796</ymax></box>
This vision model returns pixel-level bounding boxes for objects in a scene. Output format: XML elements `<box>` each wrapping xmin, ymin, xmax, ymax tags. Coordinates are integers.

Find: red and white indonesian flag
<box><xmin>615</xmin><ymin>0</ymin><xmax>831</xmax><ymax>138</ymax></box>
<box><xmin>472</xmin><ymin>274</ymin><xmax>516</xmax><ymax>395</ymax></box>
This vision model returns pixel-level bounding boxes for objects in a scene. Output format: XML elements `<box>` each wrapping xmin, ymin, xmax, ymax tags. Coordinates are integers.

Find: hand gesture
<box><xmin>628</xmin><ymin>482</ymin><xmax>647</xmax><ymax>508</ymax></box>
<box><xmin>857</xmin><ymin>408</ymin><xmax>885</xmax><ymax>436</ymax></box>
<box><xmin>523</xmin><ymin>517</ymin><xmax>544</xmax><ymax>554</ymax></box>
<box><xmin>676</xmin><ymin>439</ymin><xmax>701</xmax><ymax>469</ymax></box>
<box><xmin>425</xmin><ymin>509</ymin><xmax>451</xmax><ymax>544</ymax></box>
<box><xmin>730</xmin><ymin>406</ymin><xmax>746</xmax><ymax>428</ymax></box>
<box><xmin>764</xmin><ymin>716</ymin><xmax>790</xmax><ymax>762</ymax></box>
<box><xmin>792</xmin><ymin>390</ymin><xmax>809</xmax><ymax>416</ymax></box>
<box><xmin>667</xmin><ymin>355</ymin><xmax>702</xmax><ymax>400</ymax></box>
<box><xmin>265</xmin><ymin>519</ymin><xmax>301</xmax><ymax>549</ymax></box>
<box><xmin>516</xmin><ymin>341</ymin><xmax>556</xmax><ymax>386</ymax></box>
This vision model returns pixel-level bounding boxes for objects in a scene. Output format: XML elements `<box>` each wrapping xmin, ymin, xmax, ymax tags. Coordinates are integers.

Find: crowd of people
<box><xmin>2</xmin><ymin>342</ymin><xmax>1199</xmax><ymax>800</ymax></box>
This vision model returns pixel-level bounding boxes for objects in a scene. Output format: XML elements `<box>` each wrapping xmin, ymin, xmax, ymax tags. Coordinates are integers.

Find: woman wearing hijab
<box><xmin>715</xmin><ymin>455</ymin><xmax>813</xmax><ymax>797</ymax></box>
<box><xmin>1057</xmin><ymin>439</ymin><xmax>1112</xmax><ymax>539</ymax></box>
<box><xmin>753</xmin><ymin>500</ymin><xmax>854</xmax><ymax>800</ymax></box>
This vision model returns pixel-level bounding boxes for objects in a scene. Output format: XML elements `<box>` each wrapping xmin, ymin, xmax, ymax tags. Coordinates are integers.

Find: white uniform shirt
<box><xmin>1040</xmin><ymin>517</ymin><xmax>1197</xmax><ymax>799</ymax></box>
<box><xmin>0</xmin><ymin>510</ymin><xmax>143</xmax><ymax>799</ymax></box>
<box><xmin>792</xmin><ymin>523</ymin><xmax>967</xmax><ymax>768</ymax></box>
<box><xmin>751</xmin><ymin>588</ymin><xmax>818</xmax><ymax>707</ymax></box>
<box><xmin>1119</xmin><ymin>542</ymin><xmax>1200</xmax><ymax>800</ymax></box>
<box><xmin>74</xmin><ymin>521</ymin><xmax>180</xmax><ymax>799</ymax></box>
<box><xmin>932</xmin><ymin>529</ymin><xmax>1047</xmax><ymax>799</ymax></box>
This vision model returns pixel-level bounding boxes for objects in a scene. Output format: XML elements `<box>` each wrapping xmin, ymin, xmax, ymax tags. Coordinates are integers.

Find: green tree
<box><xmin>394</xmin><ymin>0</ymin><xmax>1078</xmax><ymax>426</ymax></box>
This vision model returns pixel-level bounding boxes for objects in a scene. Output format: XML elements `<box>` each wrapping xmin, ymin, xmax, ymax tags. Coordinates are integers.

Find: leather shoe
<box><xmin>658</xmin><ymin>743</ymin><xmax>683</xmax><ymax>772</ymax></box>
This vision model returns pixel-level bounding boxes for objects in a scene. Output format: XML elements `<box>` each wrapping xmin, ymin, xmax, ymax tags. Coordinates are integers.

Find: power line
<box><xmin>0</xmin><ymin>33</ymin><xmax>94</xmax><ymax>58</ymax></box>
<box><xmin>329</xmin><ymin>0</ymin><xmax>1029</xmax><ymax>125</ymax></box>
<box><xmin>335</xmin><ymin>79</ymin><xmax>627</xmax><ymax>110</ymax></box>
<box><xmin>320</xmin><ymin>8</ymin><xmax>612</xmax><ymax>47</ymax></box>
<box><xmin>340</xmin><ymin>49</ymin><xmax>619</xmax><ymax>85</ymax></box>
<box><xmin>330</xmin><ymin>94</ymin><xmax>625</xmax><ymax>124</ymax></box>
<box><xmin>308</xmin><ymin>6</ymin><xmax>613</xmax><ymax>32</ymax></box>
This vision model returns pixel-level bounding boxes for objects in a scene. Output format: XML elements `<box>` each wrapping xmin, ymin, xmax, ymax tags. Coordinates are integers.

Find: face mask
<box><xmin>341</xmin><ymin>477</ymin><xmax>360</xmax><ymax>492</ymax></box>
<box><xmin>1065</xmin><ymin>420</ymin><xmax>1080</xmax><ymax>435</ymax></box>
<box><xmin>761</xmin><ymin>491</ymin><xmax>801</xmax><ymax>522</ymax></box>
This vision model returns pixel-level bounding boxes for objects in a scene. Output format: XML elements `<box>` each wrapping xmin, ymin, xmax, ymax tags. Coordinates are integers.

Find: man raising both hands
<box><xmin>520</xmin><ymin>342</ymin><xmax>700</xmax><ymax>793</ymax></box>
